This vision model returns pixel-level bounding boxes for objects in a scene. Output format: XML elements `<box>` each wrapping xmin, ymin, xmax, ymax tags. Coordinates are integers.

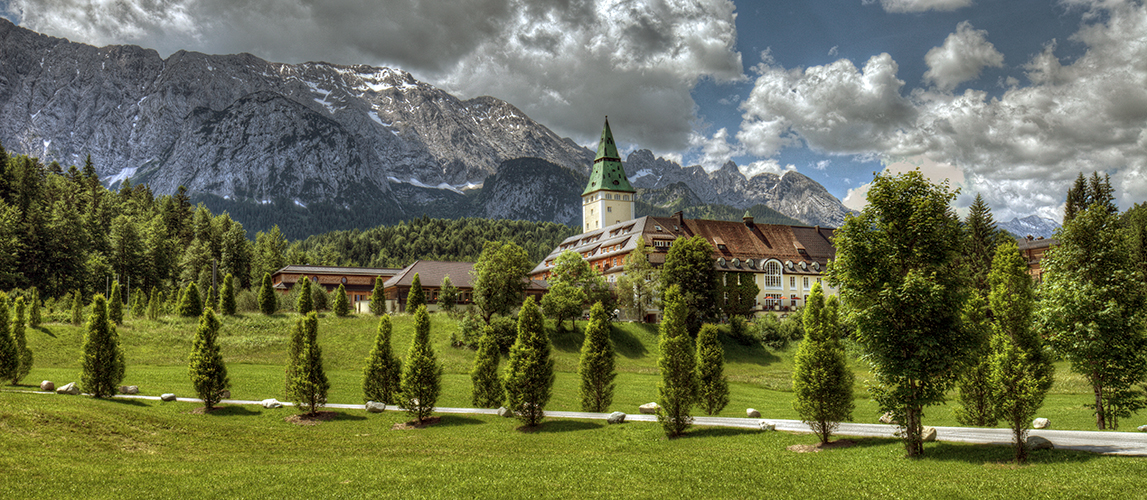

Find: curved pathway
<box><xmin>18</xmin><ymin>391</ymin><xmax>1147</xmax><ymax>456</ymax></box>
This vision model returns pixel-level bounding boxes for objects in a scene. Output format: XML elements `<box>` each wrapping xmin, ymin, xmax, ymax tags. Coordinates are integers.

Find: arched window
<box><xmin>764</xmin><ymin>261</ymin><xmax>782</xmax><ymax>289</ymax></box>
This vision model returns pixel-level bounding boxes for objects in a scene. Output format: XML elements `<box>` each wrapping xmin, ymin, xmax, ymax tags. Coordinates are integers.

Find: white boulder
<box><xmin>261</xmin><ymin>398</ymin><xmax>282</xmax><ymax>409</ymax></box>
<box><xmin>746</xmin><ymin>408</ymin><xmax>761</xmax><ymax>418</ymax></box>
<box><xmin>922</xmin><ymin>427</ymin><xmax>937</xmax><ymax>442</ymax></box>
<box><xmin>497</xmin><ymin>406</ymin><xmax>513</xmax><ymax>418</ymax></box>
<box><xmin>1033</xmin><ymin>418</ymin><xmax>1050</xmax><ymax>429</ymax></box>
<box><xmin>56</xmin><ymin>382</ymin><xmax>79</xmax><ymax>395</ymax></box>
<box><xmin>759</xmin><ymin>421</ymin><xmax>776</xmax><ymax>431</ymax></box>
<box><xmin>40</xmin><ymin>380</ymin><xmax>54</xmax><ymax>392</ymax></box>
<box><xmin>119</xmin><ymin>385</ymin><xmax>139</xmax><ymax>395</ymax></box>
<box><xmin>160</xmin><ymin>393</ymin><xmax>177</xmax><ymax>402</ymax></box>
<box><xmin>1138</xmin><ymin>425</ymin><xmax>1147</xmax><ymax>432</ymax></box>
<box><xmin>639</xmin><ymin>402</ymin><xmax>659</xmax><ymax>414</ymax></box>
<box><xmin>607</xmin><ymin>412</ymin><xmax>626</xmax><ymax>424</ymax></box>
<box><xmin>365</xmin><ymin>401</ymin><xmax>386</xmax><ymax>413</ymax></box>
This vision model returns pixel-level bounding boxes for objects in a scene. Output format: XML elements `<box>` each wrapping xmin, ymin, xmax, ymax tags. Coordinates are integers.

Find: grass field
<box><xmin>4</xmin><ymin>311</ymin><xmax>1128</xmax><ymax>430</ymax></box>
<box><xmin>3</xmin><ymin>312</ymin><xmax>1146</xmax><ymax>498</ymax></box>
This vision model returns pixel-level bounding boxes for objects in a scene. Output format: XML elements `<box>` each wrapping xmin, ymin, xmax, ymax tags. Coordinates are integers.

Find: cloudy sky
<box><xmin>3</xmin><ymin>0</ymin><xmax>1146</xmax><ymax>221</ymax></box>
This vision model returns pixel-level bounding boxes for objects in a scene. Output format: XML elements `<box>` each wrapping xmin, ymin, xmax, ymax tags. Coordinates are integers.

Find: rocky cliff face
<box><xmin>624</xmin><ymin>149</ymin><xmax>853</xmax><ymax>227</ymax></box>
<box><xmin>0</xmin><ymin>19</ymin><xmax>592</xmax><ymax>206</ymax></box>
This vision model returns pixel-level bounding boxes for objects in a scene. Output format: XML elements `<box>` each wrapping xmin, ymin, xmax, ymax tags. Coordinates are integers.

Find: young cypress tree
<box><xmin>147</xmin><ymin>287</ymin><xmax>160</xmax><ymax>320</ymax></box>
<box><xmin>504</xmin><ymin>296</ymin><xmax>554</xmax><ymax>426</ymax></box>
<box><xmin>130</xmin><ymin>288</ymin><xmax>147</xmax><ymax>319</ymax></box>
<box><xmin>791</xmin><ymin>282</ymin><xmax>854</xmax><ymax>444</ymax></box>
<box><xmin>578</xmin><ymin>302</ymin><xmax>616</xmax><ymax>412</ymax></box>
<box><xmin>695</xmin><ymin>323</ymin><xmax>729</xmax><ymax>416</ymax></box>
<box><xmin>333</xmin><ymin>283</ymin><xmax>350</xmax><ymax>317</ymax></box>
<box><xmin>470</xmin><ymin>325</ymin><xmax>503</xmax><ymax>408</ymax></box>
<box><xmin>220</xmin><ymin>273</ymin><xmax>237</xmax><ymax>316</ymax></box>
<box><xmin>362</xmin><ymin>314</ymin><xmax>402</xmax><ymax>405</ymax></box>
<box><xmin>12</xmin><ymin>296</ymin><xmax>32</xmax><ymax>384</ymax></box>
<box><xmin>0</xmin><ymin>293</ymin><xmax>16</xmax><ymax>383</ymax></box>
<box><xmin>400</xmin><ymin>305</ymin><xmax>442</xmax><ymax>423</ymax></box>
<box><xmin>954</xmin><ymin>292</ymin><xmax>996</xmax><ymax>426</ymax></box>
<box><xmin>179</xmin><ymin>282</ymin><xmax>202</xmax><ymax>317</ymax></box>
<box><xmin>406</xmin><ymin>273</ymin><xmax>425</xmax><ymax>313</ymax></box>
<box><xmin>108</xmin><ymin>281</ymin><xmax>123</xmax><ymax>325</ymax></box>
<box><xmin>80</xmin><ymin>295</ymin><xmax>125</xmax><ymax>398</ymax></box>
<box><xmin>284</xmin><ymin>314</ymin><xmax>307</xmax><ymax>401</ymax></box>
<box><xmin>188</xmin><ymin>307</ymin><xmax>229</xmax><ymax>410</ymax></box>
<box><xmin>439</xmin><ymin>275</ymin><xmax>458</xmax><ymax>315</ymax></box>
<box><xmin>71</xmin><ymin>290</ymin><xmax>84</xmax><ymax>326</ymax></box>
<box><xmin>292</xmin><ymin>311</ymin><xmax>329</xmax><ymax>416</ymax></box>
<box><xmin>296</xmin><ymin>277</ymin><xmax>313</xmax><ymax>315</ymax></box>
<box><xmin>259</xmin><ymin>273</ymin><xmax>277</xmax><ymax>316</ymax></box>
<box><xmin>29</xmin><ymin>287</ymin><xmax>41</xmax><ymax>328</ymax></box>
<box><xmin>369</xmin><ymin>276</ymin><xmax>387</xmax><ymax>315</ymax></box>
<box><xmin>657</xmin><ymin>285</ymin><xmax>697</xmax><ymax>437</ymax></box>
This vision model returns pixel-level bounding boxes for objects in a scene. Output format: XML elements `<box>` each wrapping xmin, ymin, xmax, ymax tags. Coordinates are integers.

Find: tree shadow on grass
<box><xmin>612</xmin><ymin>323</ymin><xmax>652</xmax><ymax>359</ymax></box>
<box><xmin>434</xmin><ymin>415</ymin><xmax>486</xmax><ymax>427</ymax></box>
<box><xmin>103</xmin><ymin>397</ymin><xmax>150</xmax><ymax>407</ymax></box>
<box><xmin>206</xmin><ymin>405</ymin><xmax>261</xmax><ymax>417</ymax></box>
<box><xmin>920</xmin><ymin>442</ymin><xmax>1101</xmax><ymax>465</ymax></box>
<box><xmin>526</xmin><ymin>419</ymin><xmax>604</xmax><ymax>433</ymax></box>
<box><xmin>33</xmin><ymin>326</ymin><xmax>56</xmax><ymax>338</ymax></box>
<box><xmin>720</xmin><ymin>337</ymin><xmax>780</xmax><ymax>366</ymax></box>
<box><xmin>329</xmin><ymin>411</ymin><xmax>368</xmax><ymax>422</ymax></box>
<box><xmin>550</xmin><ymin>324</ymin><xmax>585</xmax><ymax>353</ymax></box>
<box><xmin>679</xmin><ymin>426</ymin><xmax>763</xmax><ymax>439</ymax></box>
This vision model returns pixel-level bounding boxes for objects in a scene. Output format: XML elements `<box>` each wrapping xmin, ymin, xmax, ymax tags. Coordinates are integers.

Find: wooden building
<box><xmin>271</xmin><ymin>265</ymin><xmax>401</xmax><ymax>304</ymax></box>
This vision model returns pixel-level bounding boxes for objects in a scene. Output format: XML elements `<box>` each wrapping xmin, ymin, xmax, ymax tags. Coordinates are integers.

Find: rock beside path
<box><xmin>56</xmin><ymin>382</ymin><xmax>79</xmax><ymax>395</ymax></box>
<box><xmin>1033</xmin><ymin>418</ymin><xmax>1050</xmax><ymax>429</ymax></box>
<box><xmin>922</xmin><ymin>427</ymin><xmax>937</xmax><ymax>442</ymax></box>
<box><xmin>639</xmin><ymin>402</ymin><xmax>659</xmax><ymax>414</ymax></box>
<box><xmin>40</xmin><ymin>380</ymin><xmax>54</xmax><ymax>392</ymax></box>
<box><xmin>119</xmin><ymin>385</ymin><xmax>139</xmax><ymax>395</ymax></box>
<box><xmin>746</xmin><ymin>408</ymin><xmax>761</xmax><ymax>418</ymax></box>
<box><xmin>262</xmin><ymin>398</ymin><xmax>282</xmax><ymax>409</ymax></box>
<box><xmin>218</xmin><ymin>390</ymin><xmax>230</xmax><ymax>399</ymax></box>
<box><xmin>879</xmin><ymin>412</ymin><xmax>897</xmax><ymax>425</ymax></box>
<box><xmin>607</xmin><ymin>412</ymin><xmax>626</xmax><ymax>424</ymax></box>
<box><xmin>1028</xmin><ymin>435</ymin><xmax>1053</xmax><ymax>450</ymax></box>
<box><xmin>759</xmin><ymin>421</ymin><xmax>776</xmax><ymax>431</ymax></box>
<box><xmin>497</xmin><ymin>407</ymin><xmax>513</xmax><ymax>418</ymax></box>
<box><xmin>365</xmin><ymin>401</ymin><xmax>386</xmax><ymax>413</ymax></box>
<box><xmin>160</xmin><ymin>393</ymin><xmax>177</xmax><ymax>402</ymax></box>
<box><xmin>1138</xmin><ymin>425</ymin><xmax>1147</xmax><ymax>432</ymax></box>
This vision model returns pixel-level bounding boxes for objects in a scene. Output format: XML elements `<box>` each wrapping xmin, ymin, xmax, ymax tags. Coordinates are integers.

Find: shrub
<box><xmin>369</xmin><ymin>276</ymin><xmax>386</xmax><ymax>316</ymax></box>
<box><xmin>726</xmin><ymin>315</ymin><xmax>756</xmax><ymax>346</ymax></box>
<box><xmin>11</xmin><ymin>297</ymin><xmax>32</xmax><ymax>384</ymax></box>
<box><xmin>311</xmin><ymin>285</ymin><xmax>328</xmax><ymax>312</ymax></box>
<box><xmin>28</xmin><ymin>287</ymin><xmax>41</xmax><ymax>328</ymax></box>
<box><xmin>70</xmin><ymin>290</ymin><xmax>84</xmax><ymax>326</ymax></box>
<box><xmin>0</xmin><ymin>293</ymin><xmax>16</xmax><ymax>383</ymax></box>
<box><xmin>333</xmin><ymin>284</ymin><xmax>350</xmax><ymax>317</ymax></box>
<box><xmin>236</xmin><ymin>288</ymin><xmax>259</xmax><ymax>313</ymax></box>
<box><xmin>108</xmin><ymin>281</ymin><xmax>123</xmax><ymax>326</ymax></box>
<box><xmin>179</xmin><ymin>282</ymin><xmax>202</xmax><ymax>317</ymax></box>
<box><xmin>188</xmin><ymin>307</ymin><xmax>230</xmax><ymax>410</ymax></box>
<box><xmin>489</xmin><ymin>314</ymin><xmax>518</xmax><ymax>353</ymax></box>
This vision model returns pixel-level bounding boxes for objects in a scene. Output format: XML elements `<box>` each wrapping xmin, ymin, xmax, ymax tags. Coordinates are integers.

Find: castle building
<box><xmin>529</xmin><ymin>118</ymin><xmax>837</xmax><ymax>319</ymax></box>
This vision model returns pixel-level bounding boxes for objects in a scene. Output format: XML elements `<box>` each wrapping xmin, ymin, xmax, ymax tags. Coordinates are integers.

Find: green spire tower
<box><xmin>582</xmin><ymin>118</ymin><xmax>636</xmax><ymax>233</ymax></box>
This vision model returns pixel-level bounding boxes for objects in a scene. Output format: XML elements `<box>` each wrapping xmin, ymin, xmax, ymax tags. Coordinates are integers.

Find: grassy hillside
<box><xmin>5</xmin><ymin>311</ymin><xmax>1123</xmax><ymax>431</ymax></box>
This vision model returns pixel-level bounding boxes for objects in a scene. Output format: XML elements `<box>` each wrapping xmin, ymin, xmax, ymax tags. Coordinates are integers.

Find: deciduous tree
<box><xmin>829</xmin><ymin>171</ymin><xmax>973</xmax><ymax>457</ymax></box>
<box><xmin>541</xmin><ymin>280</ymin><xmax>586</xmax><ymax>330</ymax></box>
<box><xmin>616</xmin><ymin>236</ymin><xmax>659</xmax><ymax>321</ymax></box>
<box><xmin>471</xmin><ymin>241</ymin><xmax>531</xmax><ymax>323</ymax></box>
<box><xmin>438</xmin><ymin>275</ymin><xmax>458</xmax><ymax>315</ymax></box>
<box><xmin>661</xmin><ymin>235</ymin><xmax>720</xmax><ymax>334</ymax></box>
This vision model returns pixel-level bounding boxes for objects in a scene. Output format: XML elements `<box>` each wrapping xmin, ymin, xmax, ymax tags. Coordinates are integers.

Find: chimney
<box><xmin>743</xmin><ymin>211</ymin><xmax>754</xmax><ymax>229</ymax></box>
<box><xmin>672</xmin><ymin>211</ymin><xmax>684</xmax><ymax>229</ymax></box>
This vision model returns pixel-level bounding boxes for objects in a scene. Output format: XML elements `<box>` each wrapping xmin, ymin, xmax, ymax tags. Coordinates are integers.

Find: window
<box><xmin>607</xmin><ymin>207</ymin><xmax>612</xmax><ymax>213</ymax></box>
<box><xmin>790</xmin><ymin>276</ymin><xmax>796</xmax><ymax>288</ymax></box>
<box><xmin>803</xmin><ymin>277</ymin><xmax>809</xmax><ymax>289</ymax></box>
<box><xmin>764</xmin><ymin>261</ymin><xmax>782</xmax><ymax>289</ymax></box>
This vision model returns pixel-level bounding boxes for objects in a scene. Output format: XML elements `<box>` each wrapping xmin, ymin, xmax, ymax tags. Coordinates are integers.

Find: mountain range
<box><xmin>0</xmin><ymin>19</ymin><xmax>853</xmax><ymax>236</ymax></box>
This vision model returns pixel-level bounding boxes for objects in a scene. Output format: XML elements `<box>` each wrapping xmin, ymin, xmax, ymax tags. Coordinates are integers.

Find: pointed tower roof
<box><xmin>583</xmin><ymin>118</ymin><xmax>636</xmax><ymax>196</ymax></box>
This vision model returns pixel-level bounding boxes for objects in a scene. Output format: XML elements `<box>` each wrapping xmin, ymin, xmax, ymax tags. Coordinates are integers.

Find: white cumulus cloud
<box><xmin>923</xmin><ymin>21</ymin><xmax>1004</xmax><ymax>91</ymax></box>
<box><xmin>875</xmin><ymin>0</ymin><xmax>974</xmax><ymax>13</ymax></box>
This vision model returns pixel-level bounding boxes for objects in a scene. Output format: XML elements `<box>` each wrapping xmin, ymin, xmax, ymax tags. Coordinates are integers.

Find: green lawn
<box><xmin>8</xmin><ymin>312</ymin><xmax>1126</xmax><ymax>431</ymax></box>
<box><xmin>1</xmin><ymin>393</ymin><xmax>1144</xmax><ymax>499</ymax></box>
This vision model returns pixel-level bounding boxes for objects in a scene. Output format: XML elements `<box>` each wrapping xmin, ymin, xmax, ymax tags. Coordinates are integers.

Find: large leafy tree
<box><xmin>400</xmin><ymin>305</ymin><xmax>442</xmax><ymax>423</ymax></box>
<box><xmin>503</xmin><ymin>297</ymin><xmax>554</xmax><ymax>426</ymax></box>
<box><xmin>661</xmin><ymin>235</ymin><xmax>719</xmax><ymax>334</ymax></box>
<box><xmin>471</xmin><ymin>241</ymin><xmax>531</xmax><ymax>323</ymax></box>
<box><xmin>720</xmin><ymin>272</ymin><xmax>759</xmax><ymax>319</ymax></box>
<box><xmin>438</xmin><ymin>275</ymin><xmax>458</xmax><ymax>315</ymax></box>
<box><xmin>616</xmin><ymin>236</ymin><xmax>659</xmax><ymax>321</ymax></box>
<box><xmin>540</xmin><ymin>280</ymin><xmax>586</xmax><ymax>330</ymax></box>
<box><xmin>1041</xmin><ymin>200</ymin><xmax>1146</xmax><ymax>430</ymax></box>
<box><xmin>80</xmin><ymin>295</ymin><xmax>125</xmax><ymax>398</ymax></box>
<box><xmin>695</xmin><ymin>323</ymin><xmax>729</xmax><ymax>416</ymax></box>
<box><xmin>792</xmin><ymin>282</ymin><xmax>854</xmax><ymax>444</ymax></box>
<box><xmin>188</xmin><ymin>307</ymin><xmax>230</xmax><ymax>410</ymax></box>
<box><xmin>362</xmin><ymin>314</ymin><xmax>402</xmax><ymax>405</ymax></box>
<box><xmin>578</xmin><ymin>302</ymin><xmax>616</xmax><ymax>412</ymax></box>
<box><xmin>547</xmin><ymin>250</ymin><xmax>612</xmax><ymax>310</ymax></box>
<box><xmin>656</xmin><ymin>285</ymin><xmax>697</xmax><ymax>437</ymax></box>
<box><xmin>829</xmin><ymin>171</ymin><xmax>974</xmax><ymax>457</ymax></box>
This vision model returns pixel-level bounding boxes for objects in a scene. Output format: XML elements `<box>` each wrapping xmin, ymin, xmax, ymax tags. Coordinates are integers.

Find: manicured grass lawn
<box><xmin>7</xmin><ymin>312</ymin><xmax>1137</xmax><ymax>431</ymax></box>
<box><xmin>1</xmin><ymin>393</ymin><xmax>1144</xmax><ymax>499</ymax></box>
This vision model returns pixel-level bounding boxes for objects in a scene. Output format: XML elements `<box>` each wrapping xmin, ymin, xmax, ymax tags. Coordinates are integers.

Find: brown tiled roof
<box><xmin>1017</xmin><ymin>236</ymin><xmax>1057</xmax><ymax>251</ymax></box>
<box><xmin>274</xmin><ymin>265</ymin><xmax>403</xmax><ymax>276</ymax></box>
<box><xmin>383</xmin><ymin>261</ymin><xmax>476</xmax><ymax>289</ymax></box>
